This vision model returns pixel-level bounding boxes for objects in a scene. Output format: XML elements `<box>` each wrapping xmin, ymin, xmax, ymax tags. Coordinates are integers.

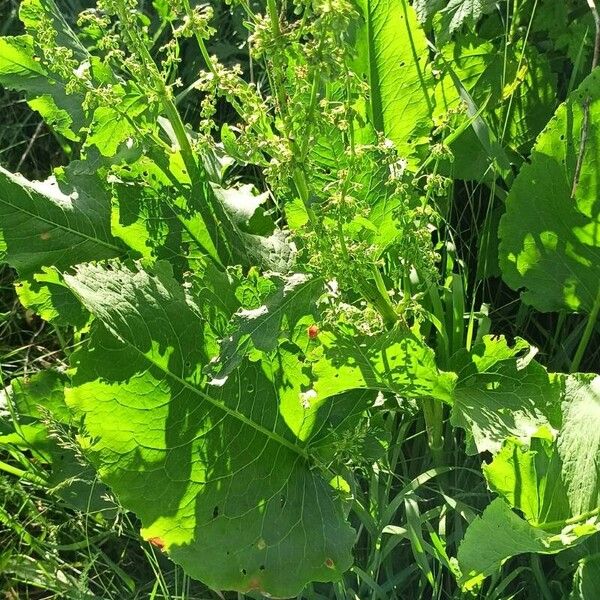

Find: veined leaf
<box><xmin>0</xmin><ymin>164</ymin><xmax>123</xmax><ymax>277</ymax></box>
<box><xmin>499</xmin><ymin>69</ymin><xmax>600</xmax><ymax>312</ymax></box>
<box><xmin>460</xmin><ymin>373</ymin><xmax>600</xmax><ymax>589</ymax></box>
<box><xmin>269</xmin><ymin>326</ymin><xmax>456</xmax><ymax>441</ymax></box>
<box><xmin>63</xmin><ymin>261</ymin><xmax>355</xmax><ymax>597</ymax></box>
<box><xmin>440</xmin><ymin>0</ymin><xmax>496</xmax><ymax>35</ymax></box>
<box><xmin>451</xmin><ymin>336</ymin><xmax>561</xmax><ymax>454</ymax></box>
<box><xmin>457</xmin><ymin>498</ymin><xmax>587</xmax><ymax>591</ymax></box>
<box><xmin>354</xmin><ymin>0</ymin><xmax>433</xmax><ymax>160</ymax></box>
<box><xmin>15</xmin><ymin>267</ymin><xmax>89</xmax><ymax>328</ymax></box>
<box><xmin>557</xmin><ymin>373</ymin><xmax>600</xmax><ymax>516</ymax></box>
<box><xmin>211</xmin><ymin>274</ymin><xmax>323</xmax><ymax>381</ymax></box>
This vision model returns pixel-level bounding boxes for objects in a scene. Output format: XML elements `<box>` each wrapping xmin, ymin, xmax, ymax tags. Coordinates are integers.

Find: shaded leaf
<box><xmin>457</xmin><ymin>498</ymin><xmax>573</xmax><ymax>591</ymax></box>
<box><xmin>0</xmin><ymin>35</ymin><xmax>84</xmax><ymax>139</ymax></box>
<box><xmin>63</xmin><ymin>261</ymin><xmax>355</xmax><ymax>597</ymax></box>
<box><xmin>0</xmin><ymin>370</ymin><xmax>113</xmax><ymax>514</ymax></box>
<box><xmin>440</xmin><ymin>0</ymin><xmax>496</xmax><ymax>35</ymax></box>
<box><xmin>451</xmin><ymin>336</ymin><xmax>561</xmax><ymax>454</ymax></box>
<box><xmin>211</xmin><ymin>274</ymin><xmax>323</xmax><ymax>381</ymax></box>
<box><xmin>499</xmin><ymin>69</ymin><xmax>600</xmax><ymax>312</ymax></box>
<box><xmin>0</xmin><ymin>164</ymin><xmax>123</xmax><ymax>277</ymax></box>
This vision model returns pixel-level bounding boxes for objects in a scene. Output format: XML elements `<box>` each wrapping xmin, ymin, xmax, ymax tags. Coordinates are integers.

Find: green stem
<box><xmin>530</xmin><ymin>554</ymin><xmax>553</xmax><ymax>600</ymax></box>
<box><xmin>0</xmin><ymin>459</ymin><xmax>47</xmax><ymax>485</ymax></box>
<box><xmin>266</xmin><ymin>0</ymin><xmax>281</xmax><ymax>38</ymax></box>
<box><xmin>539</xmin><ymin>505</ymin><xmax>600</xmax><ymax>532</ymax></box>
<box><xmin>571</xmin><ymin>284</ymin><xmax>600</xmax><ymax>372</ymax></box>
<box><xmin>422</xmin><ymin>398</ymin><xmax>444</xmax><ymax>470</ymax></box>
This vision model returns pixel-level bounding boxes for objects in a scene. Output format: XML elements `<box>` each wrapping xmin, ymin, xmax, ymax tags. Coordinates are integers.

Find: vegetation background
<box><xmin>1</xmin><ymin>0</ymin><xmax>600</xmax><ymax>598</ymax></box>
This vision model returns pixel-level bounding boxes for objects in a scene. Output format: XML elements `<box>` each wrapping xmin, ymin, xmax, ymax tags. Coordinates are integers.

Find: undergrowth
<box><xmin>1</xmin><ymin>0</ymin><xmax>600</xmax><ymax>598</ymax></box>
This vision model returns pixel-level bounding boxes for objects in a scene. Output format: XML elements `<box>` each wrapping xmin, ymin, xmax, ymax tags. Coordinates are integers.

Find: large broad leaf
<box><xmin>354</xmin><ymin>0</ymin><xmax>433</xmax><ymax>160</ymax></box>
<box><xmin>451</xmin><ymin>336</ymin><xmax>561</xmax><ymax>454</ymax></box>
<box><xmin>63</xmin><ymin>261</ymin><xmax>356</xmax><ymax>597</ymax></box>
<box><xmin>457</xmin><ymin>498</ymin><xmax>583</xmax><ymax>591</ymax></box>
<box><xmin>557</xmin><ymin>373</ymin><xmax>600</xmax><ymax>516</ymax></box>
<box><xmin>0</xmin><ymin>164</ymin><xmax>123</xmax><ymax>277</ymax></box>
<box><xmin>484</xmin><ymin>435</ymin><xmax>570</xmax><ymax>528</ymax></box>
<box><xmin>270</xmin><ymin>326</ymin><xmax>456</xmax><ymax>442</ymax></box>
<box><xmin>458</xmin><ymin>373</ymin><xmax>600</xmax><ymax>589</ymax></box>
<box><xmin>499</xmin><ymin>69</ymin><xmax>600</xmax><ymax>312</ymax></box>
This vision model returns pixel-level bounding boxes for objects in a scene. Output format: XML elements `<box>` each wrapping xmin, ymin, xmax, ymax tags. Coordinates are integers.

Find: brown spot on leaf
<box><xmin>325</xmin><ymin>558</ymin><xmax>335</xmax><ymax>569</ymax></box>
<box><xmin>246</xmin><ymin>577</ymin><xmax>262</xmax><ymax>591</ymax></box>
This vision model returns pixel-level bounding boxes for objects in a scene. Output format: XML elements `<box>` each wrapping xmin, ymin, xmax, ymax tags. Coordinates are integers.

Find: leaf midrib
<box><xmin>84</xmin><ymin>316</ymin><xmax>311</xmax><ymax>462</ymax></box>
<box><xmin>0</xmin><ymin>173</ymin><xmax>123</xmax><ymax>257</ymax></box>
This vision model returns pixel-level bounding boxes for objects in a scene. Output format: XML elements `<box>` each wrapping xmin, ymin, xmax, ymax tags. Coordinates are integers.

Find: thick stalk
<box><xmin>422</xmin><ymin>398</ymin><xmax>444</xmax><ymax>469</ymax></box>
<box><xmin>539</xmin><ymin>504</ymin><xmax>600</xmax><ymax>531</ymax></box>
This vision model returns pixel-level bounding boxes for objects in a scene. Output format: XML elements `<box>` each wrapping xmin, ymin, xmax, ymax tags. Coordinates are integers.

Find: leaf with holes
<box><xmin>63</xmin><ymin>261</ymin><xmax>357</xmax><ymax>597</ymax></box>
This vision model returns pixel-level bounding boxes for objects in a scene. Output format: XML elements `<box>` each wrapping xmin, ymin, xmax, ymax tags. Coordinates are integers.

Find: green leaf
<box><xmin>460</xmin><ymin>373</ymin><xmax>600</xmax><ymax>589</ymax></box>
<box><xmin>354</xmin><ymin>0</ymin><xmax>433</xmax><ymax>160</ymax></box>
<box><xmin>211</xmin><ymin>274</ymin><xmax>323</xmax><ymax>380</ymax></box>
<box><xmin>571</xmin><ymin>541</ymin><xmax>600</xmax><ymax>599</ymax></box>
<box><xmin>0</xmin><ymin>164</ymin><xmax>123</xmax><ymax>277</ymax></box>
<box><xmin>0</xmin><ymin>35</ymin><xmax>84</xmax><ymax>139</ymax></box>
<box><xmin>457</xmin><ymin>498</ymin><xmax>568</xmax><ymax>591</ymax></box>
<box><xmin>19</xmin><ymin>0</ymin><xmax>88</xmax><ymax>60</ymax></box>
<box><xmin>268</xmin><ymin>326</ymin><xmax>456</xmax><ymax>441</ymax></box>
<box><xmin>499</xmin><ymin>69</ymin><xmax>600</xmax><ymax>312</ymax></box>
<box><xmin>484</xmin><ymin>435</ymin><xmax>570</xmax><ymax>527</ymax></box>
<box><xmin>310</xmin><ymin>327</ymin><xmax>456</xmax><ymax>404</ymax></box>
<box><xmin>0</xmin><ymin>370</ymin><xmax>113</xmax><ymax>514</ymax></box>
<box><xmin>451</xmin><ymin>336</ymin><xmax>561</xmax><ymax>454</ymax></box>
<box><xmin>15</xmin><ymin>268</ymin><xmax>88</xmax><ymax>327</ymax></box>
<box><xmin>413</xmin><ymin>0</ymin><xmax>444</xmax><ymax>22</ymax></box>
<box><xmin>440</xmin><ymin>0</ymin><xmax>496</xmax><ymax>35</ymax></box>
<box><xmin>558</xmin><ymin>373</ymin><xmax>600</xmax><ymax>516</ymax></box>
<box><xmin>63</xmin><ymin>261</ymin><xmax>355</xmax><ymax>597</ymax></box>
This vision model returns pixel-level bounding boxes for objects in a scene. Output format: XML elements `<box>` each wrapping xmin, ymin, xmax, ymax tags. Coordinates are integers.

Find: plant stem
<box><xmin>530</xmin><ymin>554</ymin><xmax>553</xmax><ymax>600</ymax></box>
<box><xmin>539</xmin><ymin>504</ymin><xmax>600</xmax><ymax>531</ymax></box>
<box><xmin>0</xmin><ymin>459</ymin><xmax>47</xmax><ymax>485</ymax></box>
<box><xmin>266</xmin><ymin>0</ymin><xmax>281</xmax><ymax>38</ymax></box>
<box><xmin>422</xmin><ymin>398</ymin><xmax>444</xmax><ymax>470</ymax></box>
<box><xmin>570</xmin><ymin>284</ymin><xmax>600</xmax><ymax>372</ymax></box>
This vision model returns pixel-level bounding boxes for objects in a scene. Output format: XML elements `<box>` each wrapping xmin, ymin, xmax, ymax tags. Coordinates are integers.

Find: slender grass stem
<box><xmin>570</xmin><ymin>285</ymin><xmax>600</xmax><ymax>372</ymax></box>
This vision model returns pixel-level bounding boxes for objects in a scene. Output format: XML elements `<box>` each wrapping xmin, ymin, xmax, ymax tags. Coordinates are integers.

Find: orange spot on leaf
<box><xmin>147</xmin><ymin>536</ymin><xmax>165</xmax><ymax>550</ymax></box>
